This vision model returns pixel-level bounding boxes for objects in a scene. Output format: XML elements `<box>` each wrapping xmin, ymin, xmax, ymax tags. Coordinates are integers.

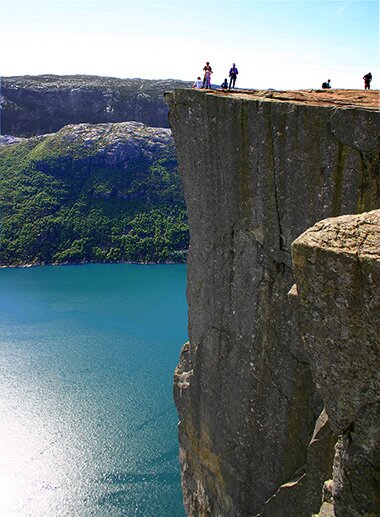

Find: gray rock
<box><xmin>165</xmin><ymin>89</ymin><xmax>379</xmax><ymax>516</ymax></box>
<box><xmin>292</xmin><ymin>210</ymin><xmax>380</xmax><ymax>516</ymax></box>
<box><xmin>0</xmin><ymin>135</ymin><xmax>26</xmax><ymax>147</ymax></box>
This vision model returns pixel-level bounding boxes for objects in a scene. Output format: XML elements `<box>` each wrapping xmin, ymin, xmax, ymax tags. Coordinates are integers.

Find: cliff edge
<box><xmin>165</xmin><ymin>89</ymin><xmax>379</xmax><ymax>516</ymax></box>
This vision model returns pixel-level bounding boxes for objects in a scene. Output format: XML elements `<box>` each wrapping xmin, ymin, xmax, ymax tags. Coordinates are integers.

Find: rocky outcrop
<box><xmin>166</xmin><ymin>89</ymin><xmax>379</xmax><ymax>516</ymax></box>
<box><xmin>0</xmin><ymin>135</ymin><xmax>26</xmax><ymax>147</ymax></box>
<box><xmin>291</xmin><ymin>210</ymin><xmax>380</xmax><ymax>516</ymax></box>
<box><xmin>0</xmin><ymin>75</ymin><xmax>191</xmax><ymax>136</ymax></box>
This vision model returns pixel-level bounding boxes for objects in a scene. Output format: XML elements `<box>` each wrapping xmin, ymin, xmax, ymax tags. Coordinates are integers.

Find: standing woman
<box><xmin>202</xmin><ymin>61</ymin><xmax>213</xmax><ymax>88</ymax></box>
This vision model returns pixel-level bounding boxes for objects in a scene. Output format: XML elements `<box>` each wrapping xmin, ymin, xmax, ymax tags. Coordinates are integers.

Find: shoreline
<box><xmin>0</xmin><ymin>259</ymin><xmax>187</xmax><ymax>269</ymax></box>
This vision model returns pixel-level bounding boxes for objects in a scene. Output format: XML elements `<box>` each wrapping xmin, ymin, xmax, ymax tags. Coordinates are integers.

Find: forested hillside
<box><xmin>0</xmin><ymin>122</ymin><xmax>188</xmax><ymax>266</ymax></box>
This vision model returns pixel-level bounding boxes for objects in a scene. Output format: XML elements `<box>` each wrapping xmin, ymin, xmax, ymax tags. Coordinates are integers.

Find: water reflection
<box><xmin>0</xmin><ymin>264</ymin><xmax>187</xmax><ymax>516</ymax></box>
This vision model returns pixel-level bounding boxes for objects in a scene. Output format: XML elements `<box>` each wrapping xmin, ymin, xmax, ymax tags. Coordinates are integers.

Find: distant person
<box><xmin>363</xmin><ymin>72</ymin><xmax>372</xmax><ymax>90</ymax></box>
<box><xmin>221</xmin><ymin>78</ymin><xmax>228</xmax><ymax>90</ymax></box>
<box><xmin>229</xmin><ymin>63</ymin><xmax>239</xmax><ymax>89</ymax></box>
<box><xmin>192</xmin><ymin>77</ymin><xmax>203</xmax><ymax>89</ymax></box>
<box><xmin>204</xmin><ymin>69</ymin><xmax>212</xmax><ymax>89</ymax></box>
<box><xmin>322</xmin><ymin>79</ymin><xmax>331</xmax><ymax>89</ymax></box>
<box><xmin>202</xmin><ymin>62</ymin><xmax>213</xmax><ymax>88</ymax></box>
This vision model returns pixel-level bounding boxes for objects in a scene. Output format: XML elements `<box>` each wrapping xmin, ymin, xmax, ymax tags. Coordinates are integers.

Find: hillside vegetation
<box><xmin>0</xmin><ymin>122</ymin><xmax>188</xmax><ymax>266</ymax></box>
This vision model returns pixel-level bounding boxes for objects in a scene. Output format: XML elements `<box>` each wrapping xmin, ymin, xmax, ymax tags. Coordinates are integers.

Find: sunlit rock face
<box><xmin>166</xmin><ymin>89</ymin><xmax>379</xmax><ymax>516</ymax></box>
<box><xmin>1</xmin><ymin>75</ymin><xmax>191</xmax><ymax>136</ymax></box>
<box><xmin>291</xmin><ymin>209</ymin><xmax>380</xmax><ymax>517</ymax></box>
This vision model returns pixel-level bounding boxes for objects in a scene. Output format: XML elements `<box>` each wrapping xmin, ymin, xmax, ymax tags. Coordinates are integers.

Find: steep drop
<box><xmin>166</xmin><ymin>89</ymin><xmax>379</xmax><ymax>516</ymax></box>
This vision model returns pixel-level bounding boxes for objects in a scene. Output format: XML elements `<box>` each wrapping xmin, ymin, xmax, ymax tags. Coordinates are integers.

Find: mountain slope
<box><xmin>0</xmin><ymin>121</ymin><xmax>188</xmax><ymax>266</ymax></box>
<box><xmin>1</xmin><ymin>75</ymin><xmax>192</xmax><ymax>136</ymax></box>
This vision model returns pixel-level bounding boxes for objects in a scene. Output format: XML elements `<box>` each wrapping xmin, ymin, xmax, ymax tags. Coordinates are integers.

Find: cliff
<box><xmin>0</xmin><ymin>121</ymin><xmax>188</xmax><ymax>266</ymax></box>
<box><xmin>0</xmin><ymin>75</ymin><xmax>191</xmax><ymax>136</ymax></box>
<box><xmin>291</xmin><ymin>209</ymin><xmax>380</xmax><ymax>516</ymax></box>
<box><xmin>165</xmin><ymin>89</ymin><xmax>379</xmax><ymax>516</ymax></box>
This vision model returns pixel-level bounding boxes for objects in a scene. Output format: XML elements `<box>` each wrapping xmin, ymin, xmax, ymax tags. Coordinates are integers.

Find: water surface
<box><xmin>0</xmin><ymin>264</ymin><xmax>187</xmax><ymax>516</ymax></box>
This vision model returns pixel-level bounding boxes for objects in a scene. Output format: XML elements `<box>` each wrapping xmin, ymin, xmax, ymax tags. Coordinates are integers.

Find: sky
<box><xmin>1</xmin><ymin>0</ymin><xmax>378</xmax><ymax>90</ymax></box>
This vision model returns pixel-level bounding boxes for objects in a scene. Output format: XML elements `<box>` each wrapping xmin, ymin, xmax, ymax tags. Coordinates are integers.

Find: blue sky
<box><xmin>1</xmin><ymin>0</ymin><xmax>378</xmax><ymax>89</ymax></box>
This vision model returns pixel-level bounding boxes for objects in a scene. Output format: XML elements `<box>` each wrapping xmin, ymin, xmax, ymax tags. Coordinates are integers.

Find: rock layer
<box><xmin>292</xmin><ymin>210</ymin><xmax>380</xmax><ymax>516</ymax></box>
<box><xmin>165</xmin><ymin>89</ymin><xmax>379</xmax><ymax>516</ymax></box>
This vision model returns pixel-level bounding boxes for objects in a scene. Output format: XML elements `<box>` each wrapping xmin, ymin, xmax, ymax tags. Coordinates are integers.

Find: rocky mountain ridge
<box><xmin>0</xmin><ymin>75</ymin><xmax>191</xmax><ymax>136</ymax></box>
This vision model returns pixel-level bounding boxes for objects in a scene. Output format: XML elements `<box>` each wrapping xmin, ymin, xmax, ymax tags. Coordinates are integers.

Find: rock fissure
<box><xmin>267</xmin><ymin>106</ymin><xmax>284</xmax><ymax>252</ymax></box>
<box><xmin>342</xmin><ymin>465</ymin><xmax>360</xmax><ymax>510</ymax></box>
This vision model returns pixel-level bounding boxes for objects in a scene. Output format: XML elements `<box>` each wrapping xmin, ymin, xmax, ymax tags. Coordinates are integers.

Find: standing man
<box><xmin>363</xmin><ymin>72</ymin><xmax>372</xmax><ymax>90</ymax></box>
<box><xmin>229</xmin><ymin>63</ymin><xmax>239</xmax><ymax>89</ymax></box>
<box><xmin>203</xmin><ymin>62</ymin><xmax>213</xmax><ymax>88</ymax></box>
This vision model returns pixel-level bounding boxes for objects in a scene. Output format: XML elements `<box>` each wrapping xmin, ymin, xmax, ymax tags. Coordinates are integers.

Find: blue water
<box><xmin>0</xmin><ymin>264</ymin><xmax>187</xmax><ymax>516</ymax></box>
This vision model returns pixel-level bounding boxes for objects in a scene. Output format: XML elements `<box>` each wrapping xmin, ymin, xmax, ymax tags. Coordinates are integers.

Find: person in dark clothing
<box><xmin>221</xmin><ymin>78</ymin><xmax>228</xmax><ymax>90</ymax></box>
<box><xmin>229</xmin><ymin>63</ymin><xmax>238</xmax><ymax>89</ymax></box>
<box><xmin>322</xmin><ymin>79</ymin><xmax>331</xmax><ymax>89</ymax></box>
<box><xmin>363</xmin><ymin>72</ymin><xmax>372</xmax><ymax>90</ymax></box>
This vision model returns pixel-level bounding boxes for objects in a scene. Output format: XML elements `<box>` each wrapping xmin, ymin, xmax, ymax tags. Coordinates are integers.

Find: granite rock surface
<box><xmin>292</xmin><ymin>209</ymin><xmax>380</xmax><ymax>516</ymax></box>
<box><xmin>166</xmin><ymin>89</ymin><xmax>379</xmax><ymax>516</ymax></box>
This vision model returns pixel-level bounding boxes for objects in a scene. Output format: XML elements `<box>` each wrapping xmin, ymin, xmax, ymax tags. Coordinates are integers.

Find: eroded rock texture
<box><xmin>292</xmin><ymin>210</ymin><xmax>380</xmax><ymax>516</ymax></box>
<box><xmin>166</xmin><ymin>89</ymin><xmax>379</xmax><ymax>516</ymax></box>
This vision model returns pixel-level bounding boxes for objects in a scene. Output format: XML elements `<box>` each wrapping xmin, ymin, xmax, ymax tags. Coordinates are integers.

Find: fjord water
<box><xmin>0</xmin><ymin>264</ymin><xmax>187</xmax><ymax>516</ymax></box>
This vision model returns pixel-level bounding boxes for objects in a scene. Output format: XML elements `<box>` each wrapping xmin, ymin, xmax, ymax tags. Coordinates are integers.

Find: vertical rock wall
<box><xmin>165</xmin><ymin>90</ymin><xmax>379</xmax><ymax>516</ymax></box>
<box><xmin>291</xmin><ymin>210</ymin><xmax>380</xmax><ymax>516</ymax></box>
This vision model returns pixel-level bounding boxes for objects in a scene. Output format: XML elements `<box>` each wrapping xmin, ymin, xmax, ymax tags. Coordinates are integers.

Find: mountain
<box><xmin>0</xmin><ymin>121</ymin><xmax>188</xmax><ymax>266</ymax></box>
<box><xmin>0</xmin><ymin>75</ymin><xmax>191</xmax><ymax>136</ymax></box>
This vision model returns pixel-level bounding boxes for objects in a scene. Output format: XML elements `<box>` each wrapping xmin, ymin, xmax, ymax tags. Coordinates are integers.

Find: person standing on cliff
<box><xmin>363</xmin><ymin>72</ymin><xmax>372</xmax><ymax>90</ymax></box>
<box><xmin>228</xmin><ymin>63</ymin><xmax>239</xmax><ymax>89</ymax></box>
<box><xmin>202</xmin><ymin>62</ymin><xmax>213</xmax><ymax>88</ymax></box>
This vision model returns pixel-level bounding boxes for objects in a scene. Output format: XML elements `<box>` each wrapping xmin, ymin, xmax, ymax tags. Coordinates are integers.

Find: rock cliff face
<box><xmin>0</xmin><ymin>75</ymin><xmax>191</xmax><ymax>136</ymax></box>
<box><xmin>165</xmin><ymin>89</ymin><xmax>379</xmax><ymax>516</ymax></box>
<box><xmin>291</xmin><ymin>209</ymin><xmax>380</xmax><ymax>516</ymax></box>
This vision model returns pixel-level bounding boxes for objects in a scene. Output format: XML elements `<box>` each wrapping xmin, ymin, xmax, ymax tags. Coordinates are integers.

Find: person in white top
<box><xmin>192</xmin><ymin>77</ymin><xmax>203</xmax><ymax>89</ymax></box>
